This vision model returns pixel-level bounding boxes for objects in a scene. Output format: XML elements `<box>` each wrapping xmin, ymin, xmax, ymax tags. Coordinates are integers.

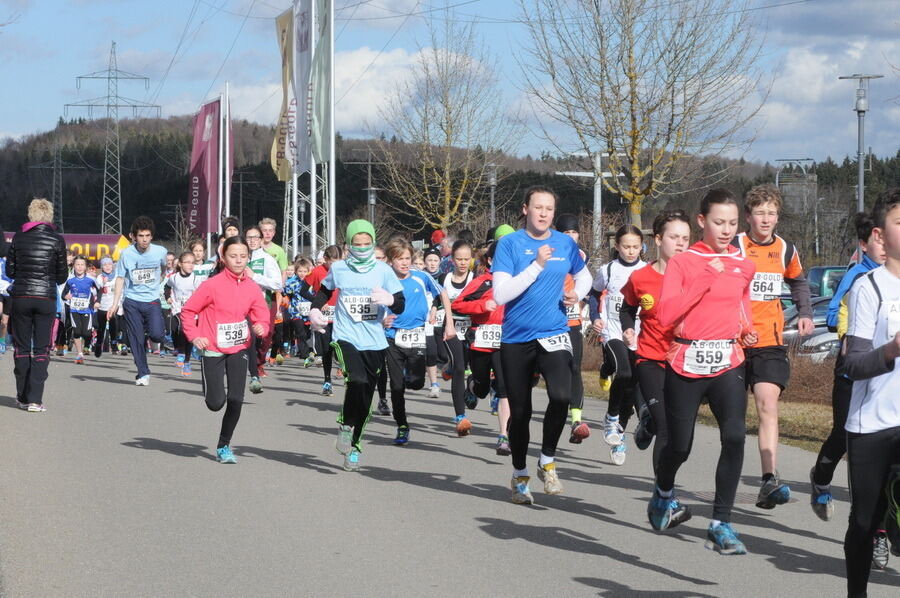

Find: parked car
<box><xmin>797</xmin><ymin>330</ymin><xmax>840</xmax><ymax>363</ymax></box>
<box><xmin>780</xmin><ymin>265</ymin><xmax>848</xmax><ymax>309</ymax></box>
<box><xmin>782</xmin><ymin>296</ymin><xmax>831</xmax><ymax>349</ymax></box>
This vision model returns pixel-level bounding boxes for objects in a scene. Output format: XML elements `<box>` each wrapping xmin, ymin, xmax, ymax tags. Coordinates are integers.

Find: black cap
<box><xmin>555</xmin><ymin>213</ymin><xmax>579</xmax><ymax>234</ymax></box>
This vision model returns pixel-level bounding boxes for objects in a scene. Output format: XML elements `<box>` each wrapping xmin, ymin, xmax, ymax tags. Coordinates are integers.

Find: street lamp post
<box><xmin>488</xmin><ymin>163</ymin><xmax>497</xmax><ymax>227</ymax></box>
<box><xmin>838</xmin><ymin>74</ymin><xmax>883</xmax><ymax>213</ymax></box>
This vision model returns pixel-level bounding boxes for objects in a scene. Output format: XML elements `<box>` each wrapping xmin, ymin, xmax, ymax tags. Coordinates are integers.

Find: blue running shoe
<box><xmin>394</xmin><ymin>425</ymin><xmax>410</xmax><ymax>445</ymax></box>
<box><xmin>322</xmin><ymin>382</ymin><xmax>333</xmax><ymax>396</ymax></box>
<box><xmin>464</xmin><ymin>390</ymin><xmax>478</xmax><ymax>410</ymax></box>
<box><xmin>216</xmin><ymin>445</ymin><xmax>237</xmax><ymax>464</ymax></box>
<box><xmin>343</xmin><ymin>448</ymin><xmax>361</xmax><ymax>471</ymax></box>
<box><xmin>705</xmin><ymin>522</ymin><xmax>747</xmax><ymax>555</ymax></box>
<box><xmin>647</xmin><ymin>489</ymin><xmax>692</xmax><ymax>531</ymax></box>
<box><xmin>181</xmin><ymin>362</ymin><xmax>192</xmax><ymax>376</ymax></box>
<box><xmin>176</xmin><ymin>354</ymin><xmax>185</xmax><ymax>367</ymax></box>
<box><xmin>490</xmin><ymin>392</ymin><xmax>499</xmax><ymax>416</ymax></box>
<box><xmin>756</xmin><ymin>472</ymin><xmax>791</xmax><ymax>509</ymax></box>
<box><xmin>0</xmin><ymin>341</ymin><xmax>6</xmax><ymax>354</ymax></box>
<box><xmin>809</xmin><ymin>467</ymin><xmax>834</xmax><ymax>521</ymax></box>
<box><xmin>335</xmin><ymin>425</ymin><xmax>353</xmax><ymax>455</ymax></box>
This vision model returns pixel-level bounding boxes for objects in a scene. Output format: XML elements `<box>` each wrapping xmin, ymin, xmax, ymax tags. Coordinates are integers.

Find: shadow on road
<box><xmin>71</xmin><ymin>374</ymin><xmax>141</xmax><ymax>386</ymax></box>
<box><xmin>573</xmin><ymin>577</ymin><xmax>720</xmax><ymax>597</ymax></box>
<box><xmin>121</xmin><ymin>437</ymin><xmax>216</xmax><ymax>460</ymax></box>
<box><xmin>740</xmin><ymin>473</ymin><xmax>851</xmax><ymax>503</ymax></box>
<box><xmin>234</xmin><ymin>446</ymin><xmax>340</xmax><ymax>475</ymax></box>
<box><xmin>475</xmin><ymin>517</ymin><xmax>716</xmax><ymax>587</ymax></box>
<box><xmin>363</xmin><ymin>464</ymin><xmax>522</xmax><ymax>505</ymax></box>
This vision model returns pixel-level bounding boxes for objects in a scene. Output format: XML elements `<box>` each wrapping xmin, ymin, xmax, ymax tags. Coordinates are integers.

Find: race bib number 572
<box><xmin>537</xmin><ymin>332</ymin><xmax>572</xmax><ymax>353</ymax></box>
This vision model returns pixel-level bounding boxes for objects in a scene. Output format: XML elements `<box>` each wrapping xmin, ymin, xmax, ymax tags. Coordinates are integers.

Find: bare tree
<box><xmin>373</xmin><ymin>16</ymin><xmax>523</xmax><ymax>232</ymax></box>
<box><xmin>519</xmin><ymin>0</ymin><xmax>767</xmax><ymax>227</ymax></box>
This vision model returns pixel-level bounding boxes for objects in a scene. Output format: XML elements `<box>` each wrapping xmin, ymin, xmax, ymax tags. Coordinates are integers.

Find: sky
<box><xmin>1</xmin><ymin>0</ymin><xmax>898</xmax><ymax>165</ymax></box>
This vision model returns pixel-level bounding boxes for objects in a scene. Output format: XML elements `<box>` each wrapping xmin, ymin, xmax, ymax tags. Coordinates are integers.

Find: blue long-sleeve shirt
<box><xmin>826</xmin><ymin>253</ymin><xmax>880</xmax><ymax>330</ymax></box>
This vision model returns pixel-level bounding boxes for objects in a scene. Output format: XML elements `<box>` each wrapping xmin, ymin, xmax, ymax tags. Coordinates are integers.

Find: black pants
<box><xmin>569</xmin><ymin>326</ymin><xmax>585</xmax><ymax>410</ymax></box>
<box><xmin>201</xmin><ymin>350</ymin><xmax>247</xmax><ymax>448</ymax></box>
<box><xmin>813</xmin><ymin>374</ymin><xmax>853</xmax><ymax>486</ymax></box>
<box><xmin>425</xmin><ymin>333</ymin><xmax>438</xmax><ymax>367</ymax></box>
<box><xmin>333</xmin><ymin>340</ymin><xmax>384</xmax><ymax>450</ymax></box>
<box><xmin>170</xmin><ymin>312</ymin><xmax>192</xmax><ymax>364</ymax></box>
<box><xmin>636</xmin><ymin>360</ymin><xmax>668</xmax><ymax>474</ymax></box>
<box><xmin>68</xmin><ymin>311</ymin><xmax>93</xmax><ymax>344</ymax></box>
<box><xmin>94</xmin><ymin>309</ymin><xmax>119</xmax><ymax>357</ymax></box>
<box><xmin>270</xmin><ymin>321</ymin><xmax>286</xmax><ymax>359</ymax></box>
<box><xmin>656</xmin><ymin>365</ymin><xmax>747</xmax><ymax>522</ymax></box>
<box><xmin>845</xmin><ymin>426</ymin><xmax>900</xmax><ymax>598</ymax></box>
<box><xmin>469</xmin><ymin>349</ymin><xmax>507</xmax><ymax>399</ymax></box>
<box><xmin>439</xmin><ymin>331</ymin><xmax>468</xmax><ymax>416</ymax></box>
<box><xmin>385</xmin><ymin>338</ymin><xmax>426</xmax><ymax>428</ymax></box>
<box><xmin>10</xmin><ymin>297</ymin><xmax>56</xmax><ymax>405</ymax></box>
<box><xmin>291</xmin><ymin>319</ymin><xmax>312</xmax><ymax>358</ymax></box>
<box><xmin>604</xmin><ymin>338</ymin><xmax>641</xmax><ymax>428</ymax></box>
<box><xmin>500</xmin><ymin>339</ymin><xmax>573</xmax><ymax>471</ymax></box>
<box><xmin>315</xmin><ymin>324</ymin><xmax>335</xmax><ymax>383</ymax></box>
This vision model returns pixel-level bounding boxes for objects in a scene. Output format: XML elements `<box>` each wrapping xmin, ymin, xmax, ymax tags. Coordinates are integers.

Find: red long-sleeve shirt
<box><xmin>451</xmin><ymin>271</ymin><xmax>504</xmax><ymax>353</ymax></box>
<box><xmin>659</xmin><ymin>241</ymin><xmax>756</xmax><ymax>378</ymax></box>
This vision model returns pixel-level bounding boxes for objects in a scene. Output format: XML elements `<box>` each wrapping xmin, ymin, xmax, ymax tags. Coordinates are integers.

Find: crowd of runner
<box><xmin>2</xmin><ymin>185</ymin><xmax>899</xmax><ymax>597</ymax></box>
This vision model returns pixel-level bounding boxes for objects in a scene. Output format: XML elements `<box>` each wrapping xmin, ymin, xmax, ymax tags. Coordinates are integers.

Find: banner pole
<box><xmin>224</xmin><ymin>81</ymin><xmax>231</xmax><ymax>221</ymax></box>
<box><xmin>327</xmin><ymin>0</ymin><xmax>336</xmax><ymax>244</ymax></box>
<box><xmin>217</xmin><ymin>93</ymin><xmax>224</xmax><ymax>235</ymax></box>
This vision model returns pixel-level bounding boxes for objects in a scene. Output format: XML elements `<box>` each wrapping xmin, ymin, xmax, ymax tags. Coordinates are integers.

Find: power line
<box><xmin>140</xmin><ymin>0</ymin><xmax>202</xmax><ymax>117</ymax></box>
<box><xmin>203</xmin><ymin>0</ymin><xmax>258</xmax><ymax>101</ymax></box>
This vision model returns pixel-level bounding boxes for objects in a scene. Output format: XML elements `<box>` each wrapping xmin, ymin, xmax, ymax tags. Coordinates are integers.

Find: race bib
<box><xmin>608</xmin><ymin>292</ymin><xmax>624</xmax><ymax>315</ymax></box>
<box><xmin>342</xmin><ymin>294</ymin><xmax>377</xmax><ymax>322</ymax></box>
<box><xmin>217</xmin><ymin>321</ymin><xmax>249</xmax><ymax>349</ymax></box>
<box><xmin>434</xmin><ymin>309</ymin><xmax>446</xmax><ymax>328</ymax></box>
<box><xmin>321</xmin><ymin>304</ymin><xmax>335</xmax><ymax>322</ymax></box>
<box><xmin>566</xmin><ymin>303</ymin><xmax>582</xmax><ymax>321</ymax></box>
<box><xmin>886</xmin><ymin>301</ymin><xmax>900</xmax><ymax>339</ymax></box>
<box><xmin>750</xmin><ymin>272</ymin><xmax>783</xmax><ymax>302</ymax></box>
<box><xmin>298</xmin><ymin>301</ymin><xmax>312</xmax><ymax>317</ymax></box>
<box><xmin>395</xmin><ymin>327</ymin><xmax>426</xmax><ymax>350</ymax></box>
<box><xmin>425</xmin><ymin>321</ymin><xmax>435</xmax><ymax>336</ymax></box>
<box><xmin>70</xmin><ymin>296</ymin><xmax>90</xmax><ymax>311</ymax></box>
<box><xmin>537</xmin><ymin>332</ymin><xmax>572</xmax><ymax>353</ymax></box>
<box><xmin>473</xmin><ymin>324</ymin><xmax>502</xmax><ymax>349</ymax></box>
<box><xmin>454</xmin><ymin>316</ymin><xmax>471</xmax><ymax>341</ymax></box>
<box><xmin>683</xmin><ymin>340</ymin><xmax>732</xmax><ymax>375</ymax></box>
<box><xmin>131</xmin><ymin>268</ymin><xmax>156</xmax><ymax>285</ymax></box>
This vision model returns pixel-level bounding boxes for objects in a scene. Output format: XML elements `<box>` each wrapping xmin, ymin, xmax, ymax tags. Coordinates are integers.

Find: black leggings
<box><xmin>439</xmin><ymin>331</ymin><xmax>468</xmax><ymax>416</ymax></box>
<box><xmin>603</xmin><ymin>338</ymin><xmax>640</xmax><ymax>428</ymax></box>
<box><xmin>291</xmin><ymin>319</ymin><xmax>312</xmax><ymax>358</ymax></box>
<box><xmin>844</xmin><ymin>426</ymin><xmax>900</xmax><ymax>598</ymax></box>
<box><xmin>385</xmin><ymin>338</ymin><xmax>426</xmax><ymax>427</ymax></box>
<box><xmin>68</xmin><ymin>311</ymin><xmax>93</xmax><ymax>344</ymax></box>
<box><xmin>315</xmin><ymin>324</ymin><xmax>335</xmax><ymax>382</ymax></box>
<box><xmin>201</xmin><ymin>350</ymin><xmax>247</xmax><ymax>449</ymax></box>
<box><xmin>636</xmin><ymin>359</ymin><xmax>668</xmax><ymax>474</ymax></box>
<box><xmin>170</xmin><ymin>312</ymin><xmax>192</xmax><ymax>364</ymax></box>
<box><xmin>813</xmin><ymin>374</ymin><xmax>853</xmax><ymax>487</ymax></box>
<box><xmin>500</xmin><ymin>339</ymin><xmax>573</xmax><ymax>471</ymax></box>
<box><xmin>656</xmin><ymin>365</ymin><xmax>747</xmax><ymax>522</ymax></box>
<box><xmin>425</xmin><ymin>333</ymin><xmax>438</xmax><ymax>367</ymax></box>
<box><xmin>469</xmin><ymin>349</ymin><xmax>507</xmax><ymax>399</ymax></box>
<box><xmin>333</xmin><ymin>340</ymin><xmax>384</xmax><ymax>450</ymax></box>
<box><xmin>94</xmin><ymin>309</ymin><xmax>119</xmax><ymax>356</ymax></box>
<box><xmin>569</xmin><ymin>326</ymin><xmax>584</xmax><ymax>410</ymax></box>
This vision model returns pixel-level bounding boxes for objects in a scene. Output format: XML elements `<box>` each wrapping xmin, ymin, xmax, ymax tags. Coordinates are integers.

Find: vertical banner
<box><xmin>271</xmin><ymin>9</ymin><xmax>296</xmax><ymax>182</ymax></box>
<box><xmin>187</xmin><ymin>99</ymin><xmax>221</xmax><ymax>235</ymax></box>
<box><xmin>293</xmin><ymin>0</ymin><xmax>313</xmax><ymax>174</ymax></box>
<box><xmin>310</xmin><ymin>0</ymin><xmax>332</xmax><ymax>163</ymax></box>
<box><xmin>224</xmin><ymin>94</ymin><xmax>235</xmax><ymax>223</ymax></box>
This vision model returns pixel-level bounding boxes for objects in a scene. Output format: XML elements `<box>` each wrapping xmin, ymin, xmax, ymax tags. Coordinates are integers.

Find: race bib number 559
<box><xmin>683</xmin><ymin>340</ymin><xmax>732</xmax><ymax>375</ymax></box>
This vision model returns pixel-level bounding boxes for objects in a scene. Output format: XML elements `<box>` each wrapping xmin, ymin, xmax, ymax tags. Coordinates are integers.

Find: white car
<box><xmin>797</xmin><ymin>331</ymin><xmax>840</xmax><ymax>363</ymax></box>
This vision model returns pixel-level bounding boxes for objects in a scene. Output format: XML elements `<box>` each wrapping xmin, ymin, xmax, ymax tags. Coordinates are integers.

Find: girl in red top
<box><xmin>647</xmin><ymin>189</ymin><xmax>758</xmax><ymax>556</ymax></box>
<box><xmin>452</xmin><ymin>242</ymin><xmax>510</xmax><ymax>455</ymax></box>
<box><xmin>305</xmin><ymin>245</ymin><xmax>341</xmax><ymax>396</ymax></box>
<box><xmin>620</xmin><ymin>210</ymin><xmax>691</xmax><ymax>472</ymax></box>
<box><xmin>181</xmin><ymin>236</ymin><xmax>270</xmax><ymax>464</ymax></box>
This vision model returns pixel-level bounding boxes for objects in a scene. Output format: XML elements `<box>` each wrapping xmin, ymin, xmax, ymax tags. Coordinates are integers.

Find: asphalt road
<box><xmin>0</xmin><ymin>350</ymin><xmax>897</xmax><ymax>597</ymax></box>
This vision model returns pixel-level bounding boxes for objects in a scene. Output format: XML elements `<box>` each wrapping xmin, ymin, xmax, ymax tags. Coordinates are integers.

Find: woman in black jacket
<box><xmin>7</xmin><ymin>198</ymin><xmax>68</xmax><ymax>411</ymax></box>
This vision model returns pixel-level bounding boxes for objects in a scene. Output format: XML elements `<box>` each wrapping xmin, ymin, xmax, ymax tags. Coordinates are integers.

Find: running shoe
<box><xmin>647</xmin><ymin>489</ymin><xmax>692</xmax><ymax>531</ymax></box>
<box><xmin>496</xmin><ymin>435</ymin><xmax>511</xmax><ymax>456</ymax></box>
<box><xmin>343</xmin><ymin>448</ymin><xmax>361</xmax><ymax>472</ymax></box>
<box><xmin>275</xmin><ymin>354</ymin><xmax>285</xmax><ymax>365</ymax></box>
<box><xmin>0</xmin><ymin>341</ymin><xmax>6</xmax><ymax>354</ymax></box>
<box><xmin>135</xmin><ymin>375</ymin><xmax>150</xmax><ymax>386</ymax></box>
<box><xmin>510</xmin><ymin>476</ymin><xmax>534</xmax><ymax>505</ymax></box>
<box><xmin>376</xmin><ymin>398</ymin><xmax>391</xmax><ymax>416</ymax></box>
<box><xmin>175</xmin><ymin>354</ymin><xmax>185</xmax><ymax>367</ymax></box>
<box><xmin>314</xmin><ymin>356</ymin><xmax>323</xmax><ymax>366</ymax></box>
<box><xmin>873</xmin><ymin>531</ymin><xmax>889</xmax><ymax>570</ymax></box>
<box><xmin>27</xmin><ymin>403</ymin><xmax>47</xmax><ymax>412</ymax></box>
<box><xmin>249</xmin><ymin>376</ymin><xmax>263</xmax><ymax>394</ymax></box>
<box><xmin>610</xmin><ymin>440</ymin><xmax>627</xmax><ymax>466</ymax></box>
<box><xmin>393</xmin><ymin>425</ymin><xmax>410</xmax><ymax>445</ymax></box>
<box><xmin>441</xmin><ymin>366</ymin><xmax>453</xmax><ymax>381</ymax></box>
<box><xmin>569</xmin><ymin>421</ymin><xmax>591</xmax><ymax>444</ymax></box>
<box><xmin>258</xmin><ymin>365</ymin><xmax>268</xmax><ymax>378</ymax></box>
<box><xmin>705</xmin><ymin>522</ymin><xmax>747</xmax><ymax>555</ymax></box>
<box><xmin>809</xmin><ymin>467</ymin><xmax>834</xmax><ymax>522</ymax></box>
<box><xmin>634</xmin><ymin>405</ymin><xmax>654</xmax><ymax>450</ymax></box>
<box><xmin>428</xmin><ymin>383</ymin><xmax>441</xmax><ymax>399</ymax></box>
<box><xmin>267</xmin><ymin>357</ymin><xmax>276</xmax><ymax>366</ymax></box>
<box><xmin>537</xmin><ymin>462</ymin><xmax>563</xmax><ymax>495</ymax></box>
<box><xmin>756</xmin><ymin>472</ymin><xmax>791</xmax><ymax>509</ymax></box>
<box><xmin>182</xmin><ymin>363</ymin><xmax>192</xmax><ymax>376</ymax></box>
<box><xmin>489</xmin><ymin>392</ymin><xmax>499</xmax><ymax>415</ymax></box>
<box><xmin>216</xmin><ymin>445</ymin><xmax>237</xmax><ymax>464</ymax></box>
<box><xmin>454</xmin><ymin>414</ymin><xmax>472</xmax><ymax>437</ymax></box>
<box><xmin>322</xmin><ymin>382</ymin><xmax>333</xmax><ymax>396</ymax></box>
<box><xmin>74</xmin><ymin>355</ymin><xmax>84</xmax><ymax>365</ymax></box>
<box><xmin>335</xmin><ymin>424</ymin><xmax>354</xmax><ymax>455</ymax></box>
<box><xmin>16</xmin><ymin>399</ymin><xmax>29</xmax><ymax>410</ymax></box>
<box><xmin>464</xmin><ymin>390</ymin><xmax>479</xmax><ymax>410</ymax></box>
<box><xmin>303</xmin><ymin>356</ymin><xmax>314</xmax><ymax>368</ymax></box>
<box><xmin>603</xmin><ymin>415</ymin><xmax>623</xmax><ymax>446</ymax></box>
<box><xmin>56</xmin><ymin>347</ymin><xmax>64</xmax><ymax>356</ymax></box>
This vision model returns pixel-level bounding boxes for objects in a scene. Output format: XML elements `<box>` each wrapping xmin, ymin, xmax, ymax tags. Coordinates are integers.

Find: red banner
<box><xmin>187</xmin><ymin>99</ymin><xmax>220</xmax><ymax>235</ymax></box>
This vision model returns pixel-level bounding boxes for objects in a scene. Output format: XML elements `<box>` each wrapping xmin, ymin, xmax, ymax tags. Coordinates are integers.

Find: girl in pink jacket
<box><xmin>181</xmin><ymin>236</ymin><xmax>270</xmax><ymax>464</ymax></box>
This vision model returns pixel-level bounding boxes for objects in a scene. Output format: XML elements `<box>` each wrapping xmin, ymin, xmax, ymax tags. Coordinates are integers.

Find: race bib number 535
<box><xmin>342</xmin><ymin>295</ymin><xmax>377</xmax><ymax>322</ymax></box>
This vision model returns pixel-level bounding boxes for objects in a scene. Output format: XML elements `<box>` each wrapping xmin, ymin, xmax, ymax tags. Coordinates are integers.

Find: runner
<box><xmin>62</xmin><ymin>255</ymin><xmax>100</xmax><ymax>364</ymax></box>
<box><xmin>591</xmin><ymin>224</ymin><xmax>646</xmax><ymax>465</ymax></box>
<box><xmin>108</xmin><ymin>216</ymin><xmax>168</xmax><ymax>386</ymax></box>
<box><xmin>840</xmin><ymin>189</ymin><xmax>900</xmax><ymax>597</ymax></box>
<box><xmin>554</xmin><ymin>214</ymin><xmax>589</xmax><ymax>445</ymax></box>
<box><xmin>374</xmin><ymin>244</ymin><xmax>389</xmax><ymax>412</ymax></box>
<box><xmin>731</xmin><ymin>184</ymin><xmax>814</xmax><ymax>509</ymax></box>
<box><xmin>190</xmin><ymin>237</ymin><xmax>216</xmax><ymax>283</ymax></box>
<box><xmin>283</xmin><ymin>257</ymin><xmax>315</xmax><ymax>365</ymax></box>
<box><xmin>493</xmin><ymin>185</ymin><xmax>592</xmax><ymax>504</ymax></box>
<box><xmin>244</xmin><ymin>225</ymin><xmax>283</xmax><ymax>393</ymax></box>
<box><xmin>646</xmin><ymin>188</ymin><xmax>757</xmax><ymax>556</ymax></box>
<box><xmin>452</xmin><ymin>241</ymin><xmax>511</xmax><ymax>454</ymax></box>
<box><xmin>93</xmin><ymin>256</ymin><xmax>119</xmax><ymax>357</ymax></box>
<box><xmin>308</xmin><ymin>219</ymin><xmax>404</xmax><ymax>471</ymax></box>
<box><xmin>620</xmin><ymin>210</ymin><xmax>691</xmax><ymax>472</ymax></box>
<box><xmin>422</xmin><ymin>247</ymin><xmax>443</xmax><ymax>397</ymax></box>
<box><xmin>180</xmin><ymin>235</ymin><xmax>269</xmax><ymax>464</ymax></box>
<box><xmin>435</xmin><ymin>242</ymin><xmax>469</xmax><ymax>425</ymax></box>
<box><xmin>165</xmin><ymin>251</ymin><xmax>202</xmax><ymax>375</ymax></box>
<box><xmin>0</xmin><ymin>252</ymin><xmax>11</xmax><ymax>354</ymax></box>
<box><xmin>382</xmin><ymin>238</ymin><xmax>450</xmax><ymax>443</ymax></box>
<box><xmin>811</xmin><ymin>211</ymin><xmax>887</xmax><ymax>525</ymax></box>
<box><xmin>306</xmin><ymin>245</ymin><xmax>342</xmax><ymax>395</ymax></box>
<box><xmin>259</xmin><ymin>217</ymin><xmax>289</xmax><ymax>276</ymax></box>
